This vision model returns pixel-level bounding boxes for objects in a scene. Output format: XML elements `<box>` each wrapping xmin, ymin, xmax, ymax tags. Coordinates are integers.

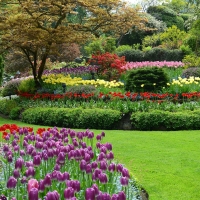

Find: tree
<box><xmin>0</xmin><ymin>55</ymin><xmax>4</xmax><ymax>86</ymax></box>
<box><xmin>0</xmin><ymin>0</ymin><xmax>146</xmax><ymax>87</ymax></box>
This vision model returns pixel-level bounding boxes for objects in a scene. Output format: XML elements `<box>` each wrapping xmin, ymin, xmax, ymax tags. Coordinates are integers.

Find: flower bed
<box><xmin>0</xmin><ymin>124</ymin><xmax>140</xmax><ymax>199</ymax></box>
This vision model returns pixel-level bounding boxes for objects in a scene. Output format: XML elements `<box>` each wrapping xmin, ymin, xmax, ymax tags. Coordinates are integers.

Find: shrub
<box><xmin>144</xmin><ymin>47</ymin><xmax>183</xmax><ymax>61</ymax></box>
<box><xmin>114</xmin><ymin>45</ymin><xmax>133</xmax><ymax>54</ymax></box>
<box><xmin>124</xmin><ymin>67</ymin><xmax>169</xmax><ymax>92</ymax></box>
<box><xmin>1</xmin><ymin>78</ymin><xmax>22</xmax><ymax>97</ymax></box>
<box><xmin>117</xmin><ymin>49</ymin><xmax>144</xmax><ymax>62</ymax></box>
<box><xmin>89</xmin><ymin>52</ymin><xmax>126</xmax><ymax>81</ymax></box>
<box><xmin>18</xmin><ymin>77</ymin><xmax>36</xmax><ymax>94</ymax></box>
<box><xmin>0</xmin><ymin>99</ymin><xmax>18</xmax><ymax>116</ymax></box>
<box><xmin>182</xmin><ymin>55</ymin><xmax>200</xmax><ymax>68</ymax></box>
<box><xmin>131</xmin><ymin>110</ymin><xmax>200</xmax><ymax>130</ymax></box>
<box><xmin>21</xmin><ymin>107</ymin><xmax>121</xmax><ymax>129</ymax></box>
<box><xmin>9</xmin><ymin>107</ymin><xmax>22</xmax><ymax>120</ymax></box>
<box><xmin>181</xmin><ymin>67</ymin><xmax>200</xmax><ymax>78</ymax></box>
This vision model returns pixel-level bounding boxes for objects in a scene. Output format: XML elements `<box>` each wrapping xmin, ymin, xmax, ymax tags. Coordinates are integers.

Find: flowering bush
<box><xmin>0</xmin><ymin>124</ymin><xmax>139</xmax><ymax>199</ymax></box>
<box><xmin>89</xmin><ymin>52</ymin><xmax>126</xmax><ymax>81</ymax></box>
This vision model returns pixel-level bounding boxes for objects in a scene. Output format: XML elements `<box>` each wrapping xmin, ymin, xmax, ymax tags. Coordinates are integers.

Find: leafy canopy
<box><xmin>0</xmin><ymin>0</ymin><xmax>146</xmax><ymax>87</ymax></box>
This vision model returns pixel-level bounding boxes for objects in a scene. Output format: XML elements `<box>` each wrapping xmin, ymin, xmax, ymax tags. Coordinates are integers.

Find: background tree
<box><xmin>0</xmin><ymin>0</ymin><xmax>146</xmax><ymax>87</ymax></box>
<box><xmin>0</xmin><ymin>55</ymin><xmax>4</xmax><ymax>86</ymax></box>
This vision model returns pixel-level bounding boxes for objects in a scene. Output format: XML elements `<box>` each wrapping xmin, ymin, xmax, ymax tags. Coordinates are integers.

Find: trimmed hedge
<box><xmin>131</xmin><ymin>110</ymin><xmax>200</xmax><ymax>130</ymax></box>
<box><xmin>21</xmin><ymin>107</ymin><xmax>122</xmax><ymax>129</ymax></box>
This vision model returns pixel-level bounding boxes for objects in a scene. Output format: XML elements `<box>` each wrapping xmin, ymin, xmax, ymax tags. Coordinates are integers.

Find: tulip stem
<box><xmin>17</xmin><ymin>179</ymin><xmax>19</xmax><ymax>200</ymax></box>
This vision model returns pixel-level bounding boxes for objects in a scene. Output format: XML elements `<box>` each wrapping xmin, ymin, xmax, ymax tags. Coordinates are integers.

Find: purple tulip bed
<box><xmin>0</xmin><ymin>124</ymin><xmax>141</xmax><ymax>200</ymax></box>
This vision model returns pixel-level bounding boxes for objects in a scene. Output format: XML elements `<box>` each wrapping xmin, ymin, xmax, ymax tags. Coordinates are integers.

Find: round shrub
<box><xmin>124</xmin><ymin>67</ymin><xmax>169</xmax><ymax>92</ymax></box>
<box><xmin>9</xmin><ymin>107</ymin><xmax>22</xmax><ymax>120</ymax></box>
<box><xmin>182</xmin><ymin>67</ymin><xmax>200</xmax><ymax>78</ymax></box>
<box><xmin>117</xmin><ymin>49</ymin><xmax>144</xmax><ymax>62</ymax></box>
<box><xmin>0</xmin><ymin>99</ymin><xmax>18</xmax><ymax>116</ymax></box>
<box><xmin>1</xmin><ymin>78</ymin><xmax>22</xmax><ymax>97</ymax></box>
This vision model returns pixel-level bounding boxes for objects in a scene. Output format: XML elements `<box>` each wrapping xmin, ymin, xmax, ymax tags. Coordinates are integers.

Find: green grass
<box><xmin>0</xmin><ymin>117</ymin><xmax>200</xmax><ymax>200</ymax></box>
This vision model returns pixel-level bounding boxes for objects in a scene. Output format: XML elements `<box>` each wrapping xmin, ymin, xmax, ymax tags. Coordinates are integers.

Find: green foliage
<box><xmin>179</xmin><ymin>45</ymin><xmax>193</xmax><ymax>56</ymax></box>
<box><xmin>182</xmin><ymin>55</ymin><xmax>200</xmax><ymax>68</ymax></box>
<box><xmin>117</xmin><ymin>49</ymin><xmax>144</xmax><ymax>62</ymax></box>
<box><xmin>1</xmin><ymin>78</ymin><xmax>22</xmax><ymax>97</ymax></box>
<box><xmin>142</xmin><ymin>33</ymin><xmax>161</xmax><ymax>49</ymax></box>
<box><xmin>131</xmin><ymin>109</ymin><xmax>200</xmax><ymax>130</ymax></box>
<box><xmin>18</xmin><ymin>78</ymin><xmax>36</xmax><ymax>94</ymax></box>
<box><xmin>21</xmin><ymin>107</ymin><xmax>121</xmax><ymax>129</ymax></box>
<box><xmin>0</xmin><ymin>99</ymin><xmax>18</xmax><ymax>116</ymax></box>
<box><xmin>9</xmin><ymin>107</ymin><xmax>22</xmax><ymax>120</ymax></box>
<box><xmin>147</xmin><ymin>5</ymin><xmax>184</xmax><ymax>30</ymax></box>
<box><xmin>144</xmin><ymin>48</ymin><xmax>184</xmax><ymax>61</ymax></box>
<box><xmin>66</xmin><ymin>85</ymin><xmax>97</xmax><ymax>94</ymax></box>
<box><xmin>84</xmin><ymin>36</ymin><xmax>116</xmax><ymax>55</ymax></box>
<box><xmin>0</xmin><ymin>55</ymin><xmax>4</xmax><ymax>86</ymax></box>
<box><xmin>182</xmin><ymin>67</ymin><xmax>200</xmax><ymax>78</ymax></box>
<box><xmin>160</xmin><ymin>26</ymin><xmax>187</xmax><ymax>49</ymax></box>
<box><xmin>124</xmin><ymin>67</ymin><xmax>169</xmax><ymax>92</ymax></box>
<box><xmin>114</xmin><ymin>45</ymin><xmax>133</xmax><ymax>54</ymax></box>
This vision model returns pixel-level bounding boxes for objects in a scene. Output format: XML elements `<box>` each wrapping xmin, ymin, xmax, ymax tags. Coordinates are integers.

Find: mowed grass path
<box><xmin>0</xmin><ymin>117</ymin><xmax>200</xmax><ymax>200</ymax></box>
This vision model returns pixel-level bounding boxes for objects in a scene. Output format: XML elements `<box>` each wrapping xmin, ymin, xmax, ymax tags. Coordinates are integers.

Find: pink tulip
<box><xmin>27</xmin><ymin>179</ymin><xmax>39</xmax><ymax>193</ymax></box>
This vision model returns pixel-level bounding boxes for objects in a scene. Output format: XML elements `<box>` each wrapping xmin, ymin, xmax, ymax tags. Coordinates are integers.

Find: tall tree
<box><xmin>0</xmin><ymin>0</ymin><xmax>146</xmax><ymax>87</ymax></box>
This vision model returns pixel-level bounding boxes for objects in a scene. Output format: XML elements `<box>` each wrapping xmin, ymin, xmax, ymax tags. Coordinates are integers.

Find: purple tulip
<box><xmin>57</xmin><ymin>152</ymin><xmax>66</xmax><ymax>164</ymax></box>
<box><xmin>98</xmin><ymin>173</ymin><xmax>108</xmax><ymax>184</ymax></box>
<box><xmin>108</xmin><ymin>163</ymin><xmax>116</xmax><ymax>172</ymax></box>
<box><xmin>45</xmin><ymin>190</ymin><xmax>60</xmax><ymax>200</ymax></box>
<box><xmin>12</xmin><ymin>139</ymin><xmax>18</xmax><ymax>147</ymax></box>
<box><xmin>33</xmin><ymin>155</ymin><xmax>41</xmax><ymax>166</ymax></box>
<box><xmin>20</xmin><ymin>150</ymin><xmax>26</xmax><ymax>156</ymax></box>
<box><xmin>80</xmin><ymin>159</ymin><xmax>87</xmax><ymax>171</ymax></box>
<box><xmin>91</xmin><ymin>161</ymin><xmax>98</xmax><ymax>169</ymax></box>
<box><xmin>64</xmin><ymin>187</ymin><xmax>75</xmax><ymax>199</ymax></box>
<box><xmin>99</xmin><ymin>161</ymin><xmax>107</xmax><ymax>171</ymax></box>
<box><xmin>105</xmin><ymin>143</ymin><xmax>112</xmax><ymax>151</ymax></box>
<box><xmin>100</xmin><ymin>146</ymin><xmax>107</xmax><ymax>154</ymax></box>
<box><xmin>107</xmin><ymin>151</ymin><xmax>114</xmax><ymax>160</ymax></box>
<box><xmin>25</xmin><ymin>161</ymin><xmax>34</xmax><ymax>168</ymax></box>
<box><xmin>54</xmin><ymin>164</ymin><xmax>61</xmax><ymax>171</ymax></box>
<box><xmin>120</xmin><ymin>177</ymin><xmax>129</xmax><ymax>186</ymax></box>
<box><xmin>122</xmin><ymin>168</ymin><xmax>130</xmax><ymax>178</ymax></box>
<box><xmin>96</xmin><ymin>142</ymin><xmax>101</xmax><ymax>149</ymax></box>
<box><xmin>66</xmin><ymin>180</ymin><xmax>80</xmax><ymax>192</ymax></box>
<box><xmin>97</xmin><ymin>152</ymin><xmax>105</xmax><ymax>161</ymax></box>
<box><xmin>28</xmin><ymin>188</ymin><xmax>39</xmax><ymax>200</ymax></box>
<box><xmin>7</xmin><ymin>154</ymin><xmax>13</xmax><ymax>163</ymax></box>
<box><xmin>43</xmin><ymin>174</ymin><xmax>52</xmax><ymax>187</ymax></box>
<box><xmin>7</xmin><ymin>176</ymin><xmax>17</xmax><ymax>189</ymax></box>
<box><xmin>111</xmin><ymin>194</ymin><xmax>118</xmax><ymax>200</ymax></box>
<box><xmin>21</xmin><ymin>176</ymin><xmax>27</xmax><ymax>184</ymax></box>
<box><xmin>12</xmin><ymin>198</ymin><xmax>16</xmax><ymax>200</ymax></box>
<box><xmin>63</xmin><ymin>172</ymin><xmax>70</xmax><ymax>181</ymax></box>
<box><xmin>13</xmin><ymin>145</ymin><xmax>19</xmax><ymax>152</ymax></box>
<box><xmin>92</xmin><ymin>184</ymin><xmax>99</xmax><ymax>196</ymax></box>
<box><xmin>101</xmin><ymin>132</ymin><xmax>105</xmax><ymax>137</ymax></box>
<box><xmin>27</xmin><ymin>179</ymin><xmax>39</xmax><ymax>192</ymax></box>
<box><xmin>87</xmin><ymin>131</ymin><xmax>94</xmax><ymax>139</ymax></box>
<box><xmin>0</xmin><ymin>195</ymin><xmax>7</xmax><ymax>200</ymax></box>
<box><xmin>84</xmin><ymin>153</ymin><xmax>91</xmax><ymax>163</ymax></box>
<box><xmin>25</xmin><ymin>166</ymin><xmax>35</xmax><ymax>178</ymax></box>
<box><xmin>96</xmin><ymin>134</ymin><xmax>102</xmax><ymax>141</ymax></box>
<box><xmin>13</xmin><ymin>169</ymin><xmax>20</xmax><ymax>179</ymax></box>
<box><xmin>85</xmin><ymin>188</ymin><xmax>95</xmax><ymax>200</ymax></box>
<box><xmin>118</xmin><ymin>191</ymin><xmax>126</xmax><ymax>200</ymax></box>
<box><xmin>116</xmin><ymin>164</ymin><xmax>123</xmax><ymax>173</ymax></box>
<box><xmin>86</xmin><ymin>164</ymin><xmax>92</xmax><ymax>174</ymax></box>
<box><xmin>38</xmin><ymin>180</ymin><xmax>45</xmax><ymax>192</ymax></box>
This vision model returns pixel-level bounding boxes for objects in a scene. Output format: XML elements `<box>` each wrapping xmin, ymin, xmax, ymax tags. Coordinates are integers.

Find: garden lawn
<box><xmin>0</xmin><ymin>117</ymin><xmax>200</xmax><ymax>200</ymax></box>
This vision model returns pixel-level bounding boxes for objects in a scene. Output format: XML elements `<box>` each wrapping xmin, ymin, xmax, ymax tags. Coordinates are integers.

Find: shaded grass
<box><xmin>0</xmin><ymin>117</ymin><xmax>200</xmax><ymax>199</ymax></box>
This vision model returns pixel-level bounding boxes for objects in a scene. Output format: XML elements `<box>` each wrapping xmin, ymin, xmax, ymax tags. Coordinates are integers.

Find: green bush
<box><xmin>144</xmin><ymin>47</ymin><xmax>183</xmax><ymax>61</ymax></box>
<box><xmin>124</xmin><ymin>67</ymin><xmax>169</xmax><ymax>92</ymax></box>
<box><xmin>117</xmin><ymin>49</ymin><xmax>144</xmax><ymax>62</ymax></box>
<box><xmin>0</xmin><ymin>99</ymin><xmax>18</xmax><ymax>116</ymax></box>
<box><xmin>114</xmin><ymin>45</ymin><xmax>133</xmax><ymax>54</ymax></box>
<box><xmin>22</xmin><ymin>107</ymin><xmax>121</xmax><ymax>129</ymax></box>
<box><xmin>1</xmin><ymin>78</ymin><xmax>22</xmax><ymax>97</ymax></box>
<box><xmin>131</xmin><ymin>110</ymin><xmax>200</xmax><ymax>130</ymax></box>
<box><xmin>9</xmin><ymin>107</ymin><xmax>22</xmax><ymax>120</ymax></box>
<box><xmin>18</xmin><ymin>77</ymin><xmax>36</xmax><ymax>94</ymax></box>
